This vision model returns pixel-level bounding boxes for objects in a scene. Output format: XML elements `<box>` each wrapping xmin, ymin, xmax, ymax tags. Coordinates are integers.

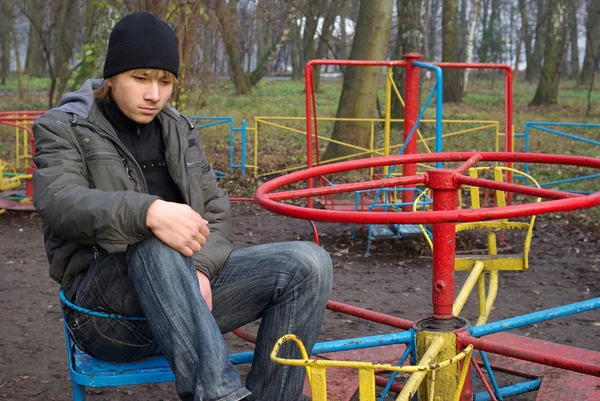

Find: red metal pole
<box><xmin>305</xmin><ymin>62</ymin><xmax>315</xmax><ymax>208</ymax></box>
<box><xmin>326</xmin><ymin>300</ymin><xmax>413</xmax><ymax>330</ymax></box>
<box><xmin>427</xmin><ymin>169</ymin><xmax>460</xmax><ymax>319</ymax></box>
<box><xmin>458</xmin><ymin>333</ymin><xmax>600</xmax><ymax>377</ymax></box>
<box><xmin>402</xmin><ymin>53</ymin><xmax>422</xmax><ymax>211</ymax></box>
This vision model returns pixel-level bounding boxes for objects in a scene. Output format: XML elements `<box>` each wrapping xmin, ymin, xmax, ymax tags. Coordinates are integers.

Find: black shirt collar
<box><xmin>97</xmin><ymin>96</ymin><xmax>155</xmax><ymax>135</ymax></box>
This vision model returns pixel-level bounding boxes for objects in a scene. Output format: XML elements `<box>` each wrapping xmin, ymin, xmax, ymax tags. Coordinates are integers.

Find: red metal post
<box><xmin>427</xmin><ymin>169</ymin><xmax>460</xmax><ymax>319</ymax></box>
<box><xmin>402</xmin><ymin>53</ymin><xmax>422</xmax><ymax>211</ymax></box>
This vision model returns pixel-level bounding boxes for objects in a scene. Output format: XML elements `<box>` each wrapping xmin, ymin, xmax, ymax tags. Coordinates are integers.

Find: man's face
<box><xmin>109</xmin><ymin>69</ymin><xmax>174</xmax><ymax>124</ymax></box>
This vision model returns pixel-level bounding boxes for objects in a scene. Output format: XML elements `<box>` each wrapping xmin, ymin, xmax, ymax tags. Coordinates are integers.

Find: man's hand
<box><xmin>196</xmin><ymin>270</ymin><xmax>213</xmax><ymax>310</ymax></box>
<box><xmin>146</xmin><ymin>199</ymin><xmax>210</xmax><ymax>256</ymax></box>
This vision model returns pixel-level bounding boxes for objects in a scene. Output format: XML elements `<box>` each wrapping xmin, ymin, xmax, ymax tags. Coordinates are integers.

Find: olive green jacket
<box><xmin>33</xmin><ymin>79</ymin><xmax>233</xmax><ymax>298</ymax></box>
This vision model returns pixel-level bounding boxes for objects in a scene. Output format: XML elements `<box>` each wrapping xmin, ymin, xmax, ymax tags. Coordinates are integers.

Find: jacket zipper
<box><xmin>77</xmin><ymin>122</ymin><xmax>148</xmax><ymax>193</ymax></box>
<box><xmin>186</xmin><ymin>160</ymin><xmax>202</xmax><ymax>168</ymax></box>
<box><xmin>86</xmin><ymin>150</ymin><xmax>120</xmax><ymax>158</ymax></box>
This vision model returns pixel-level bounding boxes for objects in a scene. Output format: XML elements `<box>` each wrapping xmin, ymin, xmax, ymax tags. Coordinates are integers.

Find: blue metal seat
<box><xmin>59</xmin><ymin>290</ymin><xmax>253</xmax><ymax>400</ymax></box>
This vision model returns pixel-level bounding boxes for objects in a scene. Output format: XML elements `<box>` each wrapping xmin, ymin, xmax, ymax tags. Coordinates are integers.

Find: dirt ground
<box><xmin>0</xmin><ymin>201</ymin><xmax>599</xmax><ymax>401</ymax></box>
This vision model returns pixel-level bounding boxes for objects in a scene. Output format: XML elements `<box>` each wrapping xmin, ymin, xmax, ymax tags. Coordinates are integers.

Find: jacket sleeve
<box><xmin>32</xmin><ymin>114</ymin><xmax>159</xmax><ymax>253</ymax></box>
<box><xmin>191</xmin><ymin>132</ymin><xmax>234</xmax><ymax>280</ymax></box>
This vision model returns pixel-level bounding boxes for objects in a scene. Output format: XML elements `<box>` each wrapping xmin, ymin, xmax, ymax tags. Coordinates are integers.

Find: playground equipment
<box><xmin>0</xmin><ymin>111</ymin><xmax>42</xmax><ymax>212</ymax></box>
<box><xmin>515</xmin><ymin>122</ymin><xmax>600</xmax><ymax>194</ymax></box>
<box><xmin>255</xmin><ymin>151</ymin><xmax>600</xmax><ymax>401</ymax></box>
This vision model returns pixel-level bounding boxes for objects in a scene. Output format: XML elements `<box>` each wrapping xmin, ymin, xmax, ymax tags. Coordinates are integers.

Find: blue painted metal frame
<box><xmin>516</xmin><ymin>122</ymin><xmax>600</xmax><ymax>193</ymax></box>
<box><xmin>475</xmin><ymin>379</ymin><xmax>542</xmax><ymax>401</ymax></box>
<box><xmin>470</xmin><ymin>297</ymin><xmax>600</xmax><ymax>338</ymax></box>
<box><xmin>192</xmin><ymin>116</ymin><xmax>248</xmax><ymax>177</ymax></box>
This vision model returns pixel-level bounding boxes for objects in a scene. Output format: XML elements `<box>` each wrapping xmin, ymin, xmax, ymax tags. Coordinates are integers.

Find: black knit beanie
<box><xmin>103</xmin><ymin>12</ymin><xmax>179</xmax><ymax>79</ymax></box>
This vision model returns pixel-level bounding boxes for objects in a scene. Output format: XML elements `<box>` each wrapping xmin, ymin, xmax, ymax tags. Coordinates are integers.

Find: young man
<box><xmin>33</xmin><ymin>12</ymin><xmax>332</xmax><ymax>401</ymax></box>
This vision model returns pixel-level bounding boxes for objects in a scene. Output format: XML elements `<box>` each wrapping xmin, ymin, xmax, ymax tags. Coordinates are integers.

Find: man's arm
<box><xmin>32</xmin><ymin>114</ymin><xmax>158</xmax><ymax>252</ymax></box>
<box><xmin>190</xmin><ymin>132</ymin><xmax>234</xmax><ymax>280</ymax></box>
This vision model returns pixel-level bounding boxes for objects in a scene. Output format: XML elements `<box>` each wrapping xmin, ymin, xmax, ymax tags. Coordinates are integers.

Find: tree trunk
<box><xmin>0</xmin><ymin>0</ymin><xmax>10</xmax><ymax>85</ymax></box>
<box><xmin>427</xmin><ymin>0</ymin><xmax>440</xmax><ymax>59</ymax></box>
<box><xmin>52</xmin><ymin>1</ymin><xmax>78</xmax><ymax>106</ymax></box>
<box><xmin>568</xmin><ymin>0</ymin><xmax>580</xmax><ymax>83</ymax></box>
<box><xmin>392</xmin><ymin>0</ymin><xmax>423</xmax><ymax>118</ymax></box>
<box><xmin>8</xmin><ymin>0</ymin><xmax>24</xmax><ymax>99</ymax></box>
<box><xmin>458</xmin><ymin>0</ymin><xmax>468</xmax><ymax>61</ymax></box>
<box><xmin>464</xmin><ymin>0</ymin><xmax>481</xmax><ymax>93</ymax></box>
<box><xmin>291</xmin><ymin>21</ymin><xmax>303</xmax><ymax>80</ymax></box>
<box><xmin>580</xmin><ymin>0</ymin><xmax>600</xmax><ymax>85</ymax></box>
<box><xmin>519</xmin><ymin>0</ymin><xmax>534</xmax><ymax>80</ymax></box>
<box><xmin>313</xmin><ymin>0</ymin><xmax>343</xmax><ymax>92</ymax></box>
<box><xmin>530</xmin><ymin>0</ymin><xmax>567</xmax><ymax>105</ymax></box>
<box><xmin>323</xmin><ymin>0</ymin><xmax>393</xmax><ymax>161</ymax></box>
<box><xmin>249</xmin><ymin>4</ymin><xmax>298</xmax><ymax>86</ymax></box>
<box><xmin>442</xmin><ymin>0</ymin><xmax>463</xmax><ymax>102</ymax></box>
<box><xmin>478</xmin><ymin>0</ymin><xmax>490</xmax><ymax>63</ymax></box>
<box><xmin>215</xmin><ymin>0</ymin><xmax>251</xmax><ymax>94</ymax></box>
<box><xmin>530</xmin><ymin>0</ymin><xmax>549</xmax><ymax>80</ymax></box>
<box><xmin>24</xmin><ymin>0</ymin><xmax>46</xmax><ymax>77</ymax></box>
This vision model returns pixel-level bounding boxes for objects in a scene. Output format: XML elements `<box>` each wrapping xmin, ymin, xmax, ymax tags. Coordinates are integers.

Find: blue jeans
<box><xmin>67</xmin><ymin>237</ymin><xmax>332</xmax><ymax>401</ymax></box>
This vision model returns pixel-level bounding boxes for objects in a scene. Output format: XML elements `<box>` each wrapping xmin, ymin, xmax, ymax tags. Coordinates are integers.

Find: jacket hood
<box><xmin>57</xmin><ymin>79</ymin><xmax>104</xmax><ymax>118</ymax></box>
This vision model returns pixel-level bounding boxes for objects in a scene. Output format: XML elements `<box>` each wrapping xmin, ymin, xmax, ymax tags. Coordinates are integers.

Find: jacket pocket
<box><xmin>85</xmin><ymin>150</ymin><xmax>134</xmax><ymax>191</ymax></box>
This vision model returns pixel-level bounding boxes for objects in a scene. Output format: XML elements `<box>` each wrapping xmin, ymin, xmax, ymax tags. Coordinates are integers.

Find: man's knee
<box><xmin>127</xmin><ymin>235</ymin><xmax>191</xmax><ymax>276</ymax></box>
<box><xmin>286</xmin><ymin>242</ymin><xmax>333</xmax><ymax>290</ymax></box>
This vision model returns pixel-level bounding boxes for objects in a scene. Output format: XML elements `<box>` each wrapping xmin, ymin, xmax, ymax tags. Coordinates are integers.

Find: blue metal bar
<box><xmin>414</xmin><ymin>61</ymin><xmax>444</xmax><ymax>167</ymax></box>
<box><xmin>229</xmin><ymin>331</ymin><xmax>414</xmax><ymax>365</ymax></box>
<box><xmin>479</xmin><ymin>351</ymin><xmax>503</xmax><ymax>400</ymax></box>
<box><xmin>475</xmin><ymin>379</ymin><xmax>542</xmax><ymax>401</ymax></box>
<box><xmin>530</xmin><ymin>125</ymin><xmax>600</xmax><ymax>146</ymax></box>
<box><xmin>539</xmin><ymin>173</ymin><xmax>600</xmax><ymax>187</ymax></box>
<box><xmin>471</xmin><ymin>297</ymin><xmax>600</xmax><ymax>338</ymax></box>
<box><xmin>60</xmin><ymin>290</ymin><xmax>146</xmax><ymax>321</ymax></box>
<box><xmin>378</xmin><ymin>344</ymin><xmax>413</xmax><ymax>401</ymax></box>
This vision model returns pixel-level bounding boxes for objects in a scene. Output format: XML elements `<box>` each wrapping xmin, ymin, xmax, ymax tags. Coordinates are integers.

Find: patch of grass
<box><xmin>0</xmin><ymin>74</ymin><xmax>53</xmax><ymax>91</ymax></box>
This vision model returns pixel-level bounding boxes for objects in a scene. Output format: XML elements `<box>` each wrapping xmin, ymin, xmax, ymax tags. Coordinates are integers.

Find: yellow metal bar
<box><xmin>453</xmin><ymin>260</ymin><xmax>485</xmax><ymax>316</ymax></box>
<box><xmin>254</xmin><ymin>119</ymin><xmax>259</xmax><ymax>178</ymax></box>
<box><xmin>453</xmin><ymin>348</ymin><xmax>473</xmax><ymax>401</ymax></box>
<box><xmin>370</xmin><ymin>121</ymin><xmax>375</xmax><ymax>179</ymax></box>
<box><xmin>455</xmin><ymin>257</ymin><xmax>526</xmax><ymax>271</ymax></box>
<box><xmin>15</xmin><ymin>125</ymin><xmax>20</xmax><ymax>169</ymax></box>
<box><xmin>258</xmin><ymin>119</ymin><xmax>371</xmax><ymax>153</ymax></box>
<box><xmin>476</xmin><ymin>271</ymin><xmax>499</xmax><ymax>326</ymax></box>
<box><xmin>396</xmin><ymin>337</ymin><xmax>445</xmax><ymax>401</ymax></box>
<box><xmin>417</xmin><ymin>124</ymin><xmax>499</xmax><ymax>143</ymax></box>
<box><xmin>478</xmin><ymin>273</ymin><xmax>486</xmax><ymax>319</ymax></box>
<box><xmin>428</xmin><ymin>370</ymin><xmax>436</xmax><ymax>401</ymax></box>
<box><xmin>358</xmin><ymin>369</ymin><xmax>376</xmax><ymax>401</ymax></box>
<box><xmin>22</xmin><ymin>117</ymin><xmax>28</xmax><ymax>166</ymax></box>
<box><xmin>310</xmin><ymin>366</ymin><xmax>328</xmax><ymax>401</ymax></box>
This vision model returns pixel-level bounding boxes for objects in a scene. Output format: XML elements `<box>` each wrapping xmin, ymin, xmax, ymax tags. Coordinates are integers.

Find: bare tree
<box><xmin>529</xmin><ymin>0</ymin><xmax>549</xmax><ymax>80</ymax></box>
<box><xmin>567</xmin><ymin>0</ymin><xmax>581</xmax><ymax>84</ymax></box>
<box><xmin>0</xmin><ymin>0</ymin><xmax>10</xmax><ymax>85</ymax></box>
<box><xmin>580</xmin><ymin>0</ymin><xmax>600</xmax><ymax>85</ymax></box>
<box><xmin>519</xmin><ymin>0</ymin><xmax>534</xmax><ymax>80</ymax></box>
<box><xmin>392</xmin><ymin>0</ymin><xmax>424</xmax><ymax>117</ymax></box>
<box><xmin>7</xmin><ymin>0</ymin><xmax>24</xmax><ymax>99</ymax></box>
<box><xmin>323</xmin><ymin>0</ymin><xmax>394</xmax><ymax>161</ymax></box>
<box><xmin>442</xmin><ymin>0</ymin><xmax>462</xmax><ymax>102</ymax></box>
<box><xmin>530</xmin><ymin>0</ymin><xmax>568</xmax><ymax>105</ymax></box>
<box><xmin>463</xmin><ymin>0</ymin><xmax>481</xmax><ymax>93</ymax></box>
<box><xmin>24</xmin><ymin>0</ymin><xmax>46</xmax><ymax>77</ymax></box>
